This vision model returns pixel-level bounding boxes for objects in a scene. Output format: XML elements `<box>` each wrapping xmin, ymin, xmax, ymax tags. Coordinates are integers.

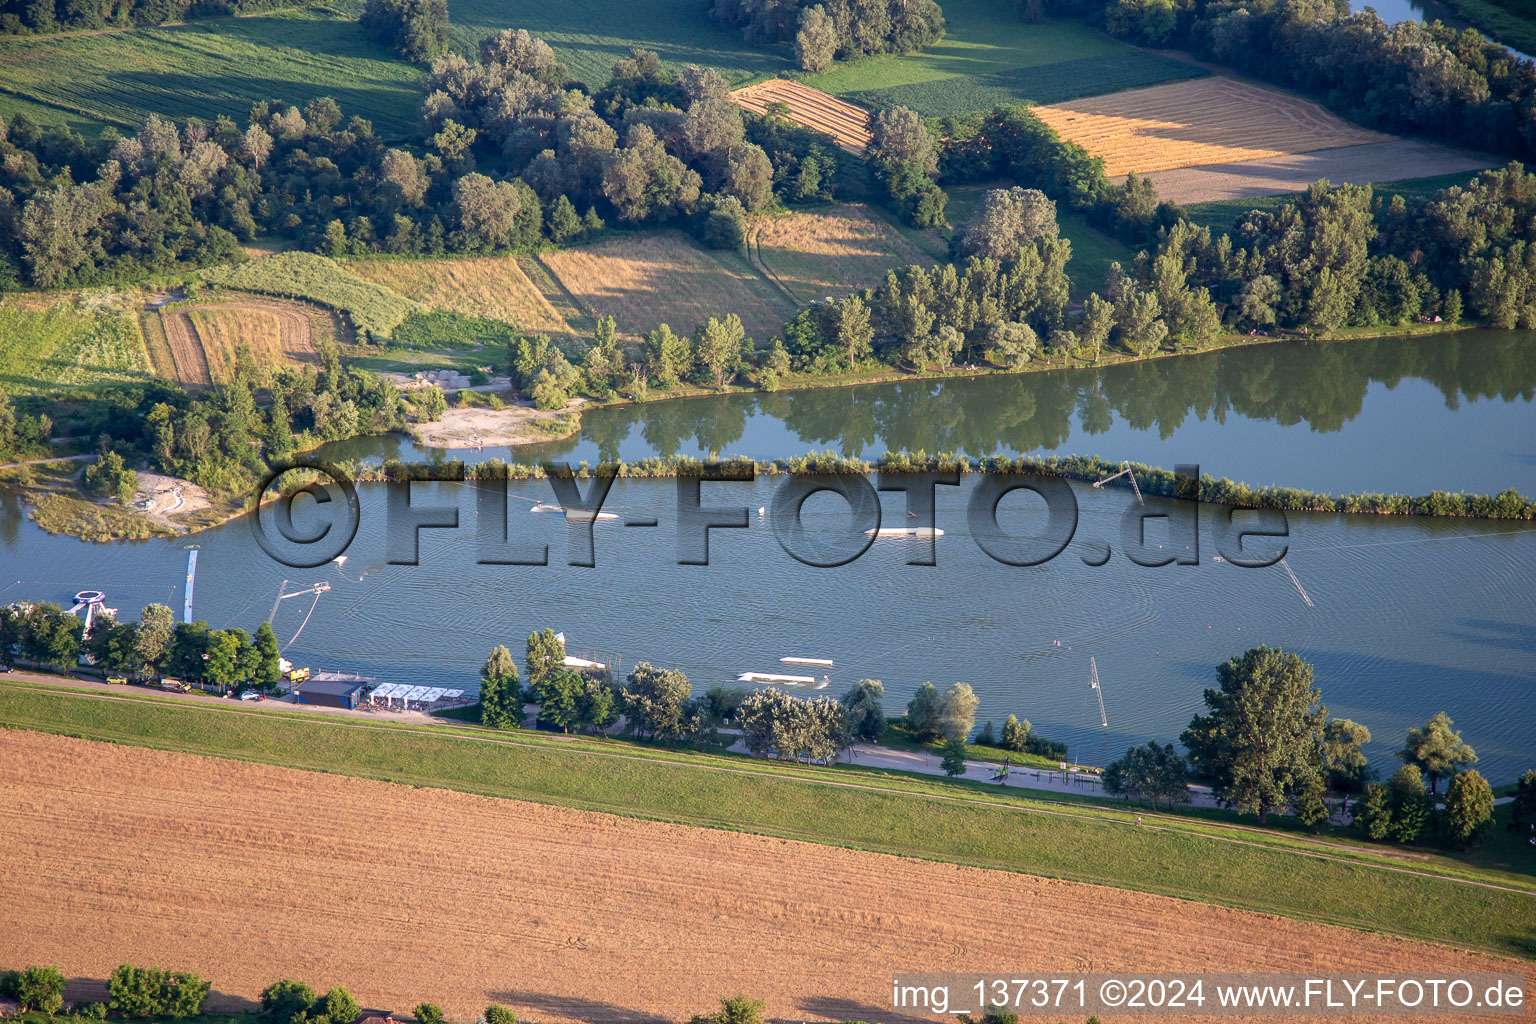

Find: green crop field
<box><xmin>444</xmin><ymin>0</ymin><xmax>785</xmax><ymax>88</ymax></box>
<box><xmin>801</xmin><ymin>0</ymin><xmax>1203</xmax><ymax>116</ymax></box>
<box><xmin>0</xmin><ymin>6</ymin><xmax>424</xmax><ymax>137</ymax></box>
<box><xmin>1</xmin><ymin>681</ymin><xmax>1531</xmax><ymax>957</ymax></box>
<box><xmin>1182</xmin><ymin>169</ymin><xmax>1493</xmax><ymax>238</ymax></box>
<box><xmin>0</xmin><ymin>300</ymin><xmax>155</xmax><ymax>396</ymax></box>
<box><xmin>0</xmin><ymin>0</ymin><xmax>787</xmax><ymax>138</ymax></box>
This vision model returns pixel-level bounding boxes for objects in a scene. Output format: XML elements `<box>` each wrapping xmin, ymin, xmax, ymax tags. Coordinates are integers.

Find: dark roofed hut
<box><xmin>292</xmin><ymin>678</ymin><xmax>369</xmax><ymax>709</ymax></box>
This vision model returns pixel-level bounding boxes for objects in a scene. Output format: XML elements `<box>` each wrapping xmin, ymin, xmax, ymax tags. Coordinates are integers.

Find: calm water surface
<box><xmin>2</xmin><ymin>331</ymin><xmax>1533</xmax><ymax>781</ymax></box>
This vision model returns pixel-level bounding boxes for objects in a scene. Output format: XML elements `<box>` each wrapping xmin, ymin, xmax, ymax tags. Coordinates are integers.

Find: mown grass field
<box><xmin>0</xmin><ymin>299</ymin><xmax>154</xmax><ymax>396</ymax></box>
<box><xmin>184</xmin><ymin>298</ymin><xmax>325</xmax><ymax>381</ymax></box>
<box><xmin>347</xmin><ymin>255</ymin><xmax>576</xmax><ymax>339</ymax></box>
<box><xmin>751</xmin><ymin>204</ymin><xmax>933</xmax><ymax>303</ymax></box>
<box><xmin>801</xmin><ymin>0</ymin><xmax>1203</xmax><ymax>116</ymax></box>
<box><xmin>540</xmin><ymin>231</ymin><xmax>796</xmax><ymax>343</ymax></box>
<box><xmin>0</xmin><ymin>6</ymin><xmax>422</xmax><ymax>137</ymax></box>
<box><xmin>0</xmin><ymin>682</ymin><xmax>1531</xmax><ymax>957</ymax></box>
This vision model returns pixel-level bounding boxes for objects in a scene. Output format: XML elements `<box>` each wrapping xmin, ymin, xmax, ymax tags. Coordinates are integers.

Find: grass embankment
<box><xmin>1</xmin><ymin>681</ymin><xmax>1531</xmax><ymax>957</ymax></box>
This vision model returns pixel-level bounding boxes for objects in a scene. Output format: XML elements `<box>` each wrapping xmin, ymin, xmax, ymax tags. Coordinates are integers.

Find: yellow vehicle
<box><xmin>105</xmin><ymin>676</ymin><xmax>127</xmax><ymax>685</ymax></box>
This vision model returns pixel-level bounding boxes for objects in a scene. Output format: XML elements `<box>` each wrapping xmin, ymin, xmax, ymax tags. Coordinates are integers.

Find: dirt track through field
<box><xmin>731</xmin><ymin>79</ymin><xmax>872</xmax><ymax>153</ymax></box>
<box><xmin>1</xmin><ymin>730</ymin><xmax>1522</xmax><ymax>1024</ymax></box>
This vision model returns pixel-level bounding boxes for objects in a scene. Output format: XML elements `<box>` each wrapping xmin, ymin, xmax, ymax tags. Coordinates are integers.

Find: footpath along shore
<box><xmin>2</xmin><ymin>668</ymin><xmax>1513</xmax><ymax>819</ymax></box>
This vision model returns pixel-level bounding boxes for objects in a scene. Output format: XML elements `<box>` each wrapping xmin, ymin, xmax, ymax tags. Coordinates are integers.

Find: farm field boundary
<box><xmin>347</xmin><ymin>255</ymin><xmax>577</xmax><ymax>340</ymax></box>
<box><xmin>749</xmin><ymin>204</ymin><xmax>934</xmax><ymax>304</ymax></box>
<box><xmin>0</xmin><ymin>726</ymin><xmax>1526</xmax><ymax>1024</ymax></box>
<box><xmin>0</xmin><ymin>681</ymin><xmax>1531</xmax><ymax>958</ymax></box>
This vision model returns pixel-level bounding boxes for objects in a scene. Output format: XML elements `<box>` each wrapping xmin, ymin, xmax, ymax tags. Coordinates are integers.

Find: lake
<box><xmin>1</xmin><ymin>330</ymin><xmax>1533</xmax><ymax>783</ymax></box>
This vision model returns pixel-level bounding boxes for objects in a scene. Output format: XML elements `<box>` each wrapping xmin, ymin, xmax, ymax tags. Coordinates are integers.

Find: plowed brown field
<box><xmin>0</xmin><ymin>730</ymin><xmax>1520</xmax><ymax>1024</ymax></box>
<box><xmin>1034</xmin><ymin>77</ymin><xmax>1391</xmax><ymax>177</ymax></box>
<box><xmin>157</xmin><ymin>306</ymin><xmax>212</xmax><ymax>389</ymax></box>
<box><xmin>731</xmin><ymin>79</ymin><xmax>872</xmax><ymax>153</ymax></box>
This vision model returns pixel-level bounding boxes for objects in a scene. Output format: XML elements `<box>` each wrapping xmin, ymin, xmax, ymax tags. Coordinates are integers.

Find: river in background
<box><xmin>1</xmin><ymin>330</ymin><xmax>1533</xmax><ymax>781</ymax></box>
<box><xmin>324</xmin><ymin>330</ymin><xmax>1536</xmax><ymax>496</ymax></box>
<box><xmin>1347</xmin><ymin>0</ymin><xmax>1535</xmax><ymax>59</ymax></box>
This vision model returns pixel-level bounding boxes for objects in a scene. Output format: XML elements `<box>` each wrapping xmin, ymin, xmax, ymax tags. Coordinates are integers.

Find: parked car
<box><xmin>238</xmin><ymin>690</ymin><xmax>264</xmax><ymax>701</ymax></box>
<box><xmin>0</xmin><ymin>665</ymin><xmax>12</xmax><ymax>673</ymax></box>
<box><xmin>106</xmin><ymin>676</ymin><xmax>127</xmax><ymax>685</ymax></box>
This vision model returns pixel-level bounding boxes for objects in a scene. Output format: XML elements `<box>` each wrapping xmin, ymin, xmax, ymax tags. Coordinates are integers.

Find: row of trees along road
<box><xmin>478</xmin><ymin>632</ymin><xmax>1058</xmax><ymax>765</ymax></box>
<box><xmin>1101</xmin><ymin>645</ymin><xmax>1503</xmax><ymax>850</ymax></box>
<box><xmin>487</xmin><ymin>632</ymin><xmax>1513</xmax><ymax>852</ymax></box>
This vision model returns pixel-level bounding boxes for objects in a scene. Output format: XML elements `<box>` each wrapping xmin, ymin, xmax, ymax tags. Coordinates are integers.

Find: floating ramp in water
<box><xmin>738</xmin><ymin>672</ymin><xmax>829</xmax><ymax>689</ymax></box>
<box><xmin>780</xmin><ymin>656</ymin><xmax>833</xmax><ymax>667</ymax></box>
<box><xmin>864</xmin><ymin>526</ymin><xmax>943</xmax><ymax>537</ymax></box>
<box><xmin>529</xmin><ymin>505</ymin><xmax>620</xmax><ymax>520</ymax></box>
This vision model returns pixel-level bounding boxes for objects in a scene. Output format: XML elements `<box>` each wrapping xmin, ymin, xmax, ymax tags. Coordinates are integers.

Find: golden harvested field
<box><xmin>1</xmin><ymin>729</ymin><xmax>1522</xmax><ymax>1024</ymax></box>
<box><xmin>1034</xmin><ymin>77</ymin><xmax>1392</xmax><ymax>177</ymax></box>
<box><xmin>731</xmin><ymin>79</ymin><xmax>872</xmax><ymax>153</ymax></box>
<box><xmin>348</xmin><ymin>256</ymin><xmax>575</xmax><ymax>339</ymax></box>
<box><xmin>541</xmin><ymin>232</ymin><xmax>795</xmax><ymax>344</ymax></box>
<box><xmin>751</xmin><ymin>204</ymin><xmax>933</xmax><ymax>304</ymax></box>
<box><xmin>184</xmin><ymin>297</ymin><xmax>325</xmax><ymax>382</ymax></box>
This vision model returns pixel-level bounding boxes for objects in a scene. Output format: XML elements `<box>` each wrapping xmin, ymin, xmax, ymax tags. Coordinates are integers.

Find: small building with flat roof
<box><xmin>293</xmin><ymin>677</ymin><xmax>368</xmax><ymax>709</ymax></box>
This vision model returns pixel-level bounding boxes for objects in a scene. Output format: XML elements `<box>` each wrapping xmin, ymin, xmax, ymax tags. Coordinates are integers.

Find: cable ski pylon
<box><xmin>268</xmin><ymin>580</ymin><xmax>331</xmax><ymax>651</ymax></box>
<box><xmin>1092</xmin><ymin>460</ymin><xmax>1144</xmax><ymax>505</ymax></box>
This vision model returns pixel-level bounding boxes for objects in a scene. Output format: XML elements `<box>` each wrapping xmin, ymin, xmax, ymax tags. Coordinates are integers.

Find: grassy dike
<box><xmin>2</xmin><ymin>681</ymin><xmax>1532</xmax><ymax>958</ymax></box>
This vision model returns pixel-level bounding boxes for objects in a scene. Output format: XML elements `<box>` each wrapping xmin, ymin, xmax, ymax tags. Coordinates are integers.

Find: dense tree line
<box><xmin>0</xmin><ymin>34</ymin><xmax>846</xmax><ymax>288</ymax></box>
<box><xmin>1073</xmin><ymin>0</ymin><xmax>1536</xmax><ymax>164</ymax></box>
<box><xmin>62</xmin><ymin>337</ymin><xmax>404</xmax><ymax>495</ymax></box>
<box><xmin>0</xmin><ymin>597</ymin><xmax>285</xmax><ymax>690</ymax></box>
<box><xmin>0</xmin><ymin>0</ymin><xmax>286</xmax><ymax>34</ymax></box>
<box><xmin>477</xmin><ymin>632</ymin><xmax>1060</xmax><ymax>767</ymax></box>
<box><xmin>710</xmin><ymin>0</ymin><xmax>945</xmax><ymax>71</ymax></box>
<box><xmin>0</xmin><ymin>387</ymin><xmax>54</xmax><ymax>462</ymax></box>
<box><xmin>936</xmin><ymin>101</ymin><xmax>1536</xmax><ymax>336</ymax></box>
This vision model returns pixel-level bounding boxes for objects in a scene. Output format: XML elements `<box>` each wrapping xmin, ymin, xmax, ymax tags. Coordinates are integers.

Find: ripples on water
<box><xmin>3</xmin><ymin>476</ymin><xmax>1532</xmax><ymax>782</ymax></box>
